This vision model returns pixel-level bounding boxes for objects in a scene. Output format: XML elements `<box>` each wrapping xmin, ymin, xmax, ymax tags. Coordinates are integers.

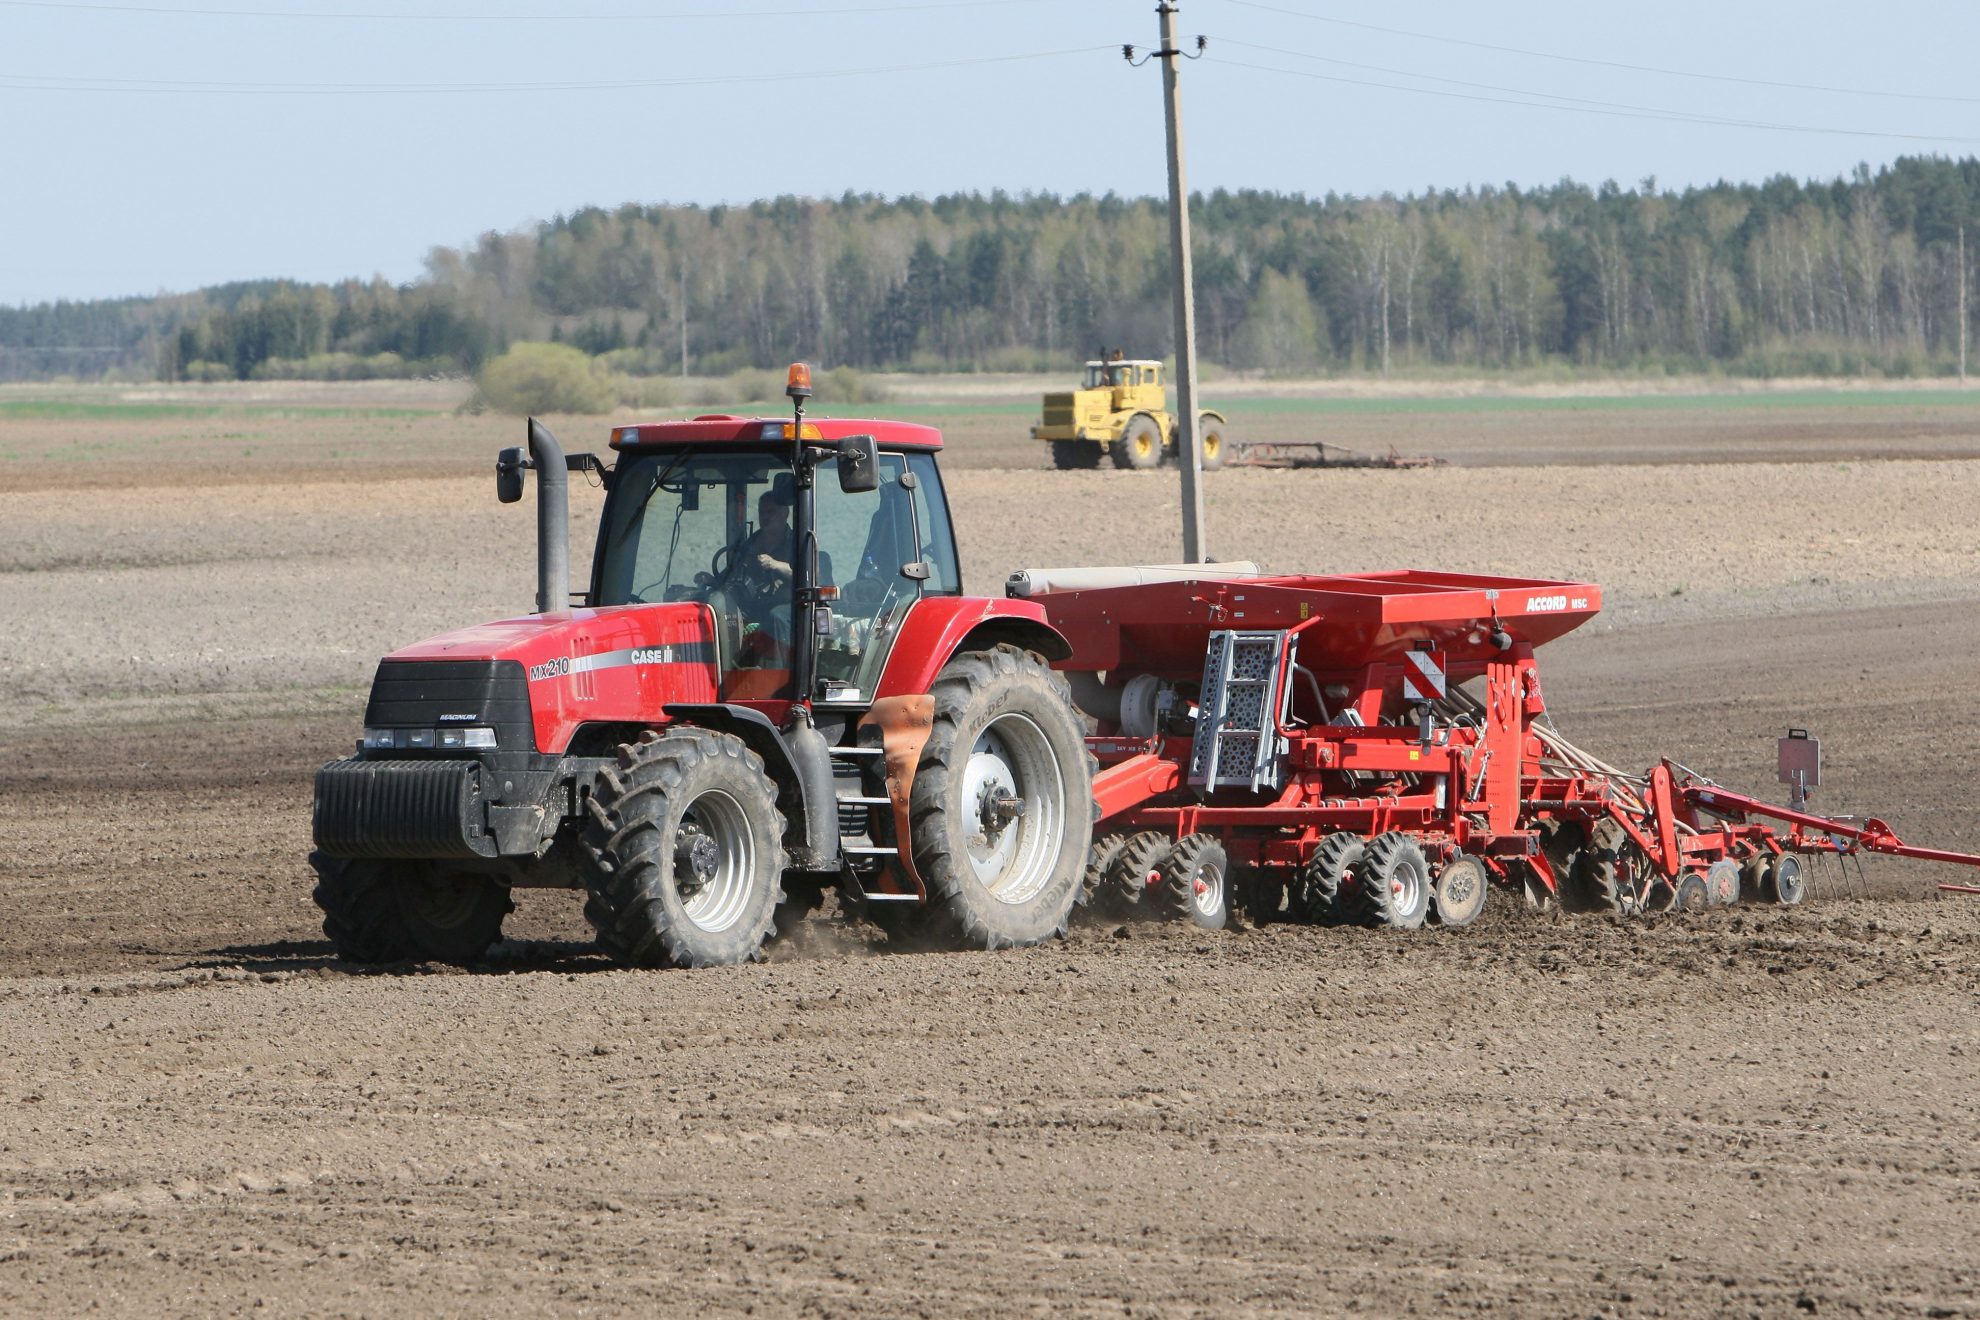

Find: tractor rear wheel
<box><xmin>1431</xmin><ymin>853</ymin><xmax>1489</xmax><ymax>927</ymax></box>
<box><xmin>1050</xmin><ymin>440</ymin><xmax>1101</xmax><ymax>471</ymax></box>
<box><xmin>903</xmin><ymin>644</ymin><xmax>1093</xmax><ymax>950</ymax></box>
<box><xmin>1156</xmin><ymin>835</ymin><xmax>1229</xmax><ymax>929</ymax></box>
<box><xmin>581</xmin><ymin>730</ymin><xmax>786</xmax><ymax>968</ymax></box>
<box><xmin>1297</xmin><ymin>831</ymin><xmax>1365</xmax><ymax>924</ymax></box>
<box><xmin>1198</xmin><ymin>416</ymin><xmax>1228</xmax><ymax>471</ymax></box>
<box><xmin>1112</xmin><ymin>415</ymin><xmax>1163</xmax><ymax>471</ymax></box>
<box><xmin>1352</xmin><ymin>832</ymin><xmax>1432</xmax><ymax>929</ymax></box>
<box><xmin>311</xmin><ymin>853</ymin><xmax>511</xmax><ymax>966</ymax></box>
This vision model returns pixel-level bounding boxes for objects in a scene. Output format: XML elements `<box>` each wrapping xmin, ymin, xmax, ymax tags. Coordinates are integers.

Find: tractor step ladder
<box><xmin>1189</xmin><ymin>630</ymin><xmax>1290</xmax><ymax>792</ymax></box>
<box><xmin>832</xmin><ymin>744</ymin><xmax>898</xmax><ymax>859</ymax></box>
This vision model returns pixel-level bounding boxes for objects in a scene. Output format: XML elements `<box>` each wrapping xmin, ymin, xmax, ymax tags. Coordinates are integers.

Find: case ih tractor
<box><xmin>309</xmin><ymin>364</ymin><xmax>1093</xmax><ymax>968</ymax></box>
<box><xmin>1030</xmin><ymin>351</ymin><xmax>1229</xmax><ymax>472</ymax></box>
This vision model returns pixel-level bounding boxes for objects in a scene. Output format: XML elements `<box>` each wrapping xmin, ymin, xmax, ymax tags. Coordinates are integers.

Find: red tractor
<box><xmin>310</xmin><ymin>365</ymin><xmax>1094</xmax><ymax>968</ymax></box>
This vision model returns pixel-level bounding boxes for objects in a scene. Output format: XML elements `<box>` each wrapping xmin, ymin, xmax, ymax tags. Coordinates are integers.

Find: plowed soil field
<box><xmin>3</xmin><ymin>387</ymin><xmax>1979</xmax><ymax>1317</ymax></box>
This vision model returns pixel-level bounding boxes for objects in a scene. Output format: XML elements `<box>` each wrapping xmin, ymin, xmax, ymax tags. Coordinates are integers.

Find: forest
<box><xmin>7</xmin><ymin>155</ymin><xmax>1980</xmax><ymax>383</ymax></box>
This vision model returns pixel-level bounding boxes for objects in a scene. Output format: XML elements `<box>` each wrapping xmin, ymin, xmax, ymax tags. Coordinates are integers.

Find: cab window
<box><xmin>906</xmin><ymin>451</ymin><xmax>960</xmax><ymax>595</ymax></box>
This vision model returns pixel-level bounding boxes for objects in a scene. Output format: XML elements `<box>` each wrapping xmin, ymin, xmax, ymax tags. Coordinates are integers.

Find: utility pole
<box><xmin>1961</xmin><ymin>224</ymin><xmax>1968</xmax><ymax>386</ymax></box>
<box><xmin>1153</xmin><ymin>2</ymin><xmax>1207</xmax><ymax>562</ymax></box>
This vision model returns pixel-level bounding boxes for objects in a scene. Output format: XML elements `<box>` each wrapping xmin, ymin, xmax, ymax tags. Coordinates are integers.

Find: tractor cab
<box><xmin>1082</xmin><ymin>357</ymin><xmax>1163</xmax><ymax>407</ymax></box>
<box><xmin>592</xmin><ymin>418</ymin><xmax>960</xmax><ymax>706</ymax></box>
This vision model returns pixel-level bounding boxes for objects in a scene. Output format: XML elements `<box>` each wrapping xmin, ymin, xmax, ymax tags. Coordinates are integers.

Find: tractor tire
<box><xmin>1574</xmin><ymin>819</ymin><xmax>1646</xmax><ymax>916</ymax></box>
<box><xmin>1763</xmin><ymin>853</ymin><xmax>1807</xmax><ymax>906</ymax></box>
<box><xmin>1050</xmin><ymin>440</ymin><xmax>1101</xmax><ymax>471</ymax></box>
<box><xmin>1101</xmin><ymin>831</ymin><xmax>1173</xmax><ymax>920</ymax></box>
<box><xmin>1198</xmin><ymin>416</ymin><xmax>1228</xmax><ymax>471</ymax></box>
<box><xmin>580</xmin><ymin>730</ymin><xmax>786</xmax><ymax>969</ymax></box>
<box><xmin>1351</xmin><ymin>832</ymin><xmax>1432</xmax><ymax>930</ymax></box>
<box><xmin>1296</xmin><ymin>831</ymin><xmax>1365</xmax><ymax>924</ymax></box>
<box><xmin>1112</xmin><ymin>415</ymin><xmax>1164</xmax><ymax>471</ymax></box>
<box><xmin>1080</xmin><ymin>830</ymin><xmax>1137</xmax><ymax>918</ymax></box>
<box><xmin>1156</xmin><ymin>835</ymin><xmax>1229</xmax><ymax>930</ymax></box>
<box><xmin>310</xmin><ymin>853</ymin><xmax>511</xmax><ymax>966</ymax></box>
<box><xmin>1431</xmin><ymin>853</ymin><xmax>1489</xmax><ymax>928</ymax></box>
<box><xmin>1674</xmin><ymin>871</ymin><xmax>1711</xmax><ymax>913</ymax></box>
<box><xmin>1705</xmin><ymin>859</ymin><xmax>1742</xmax><ymax>907</ymax></box>
<box><xmin>900</xmin><ymin>645</ymin><xmax>1093</xmax><ymax>951</ymax></box>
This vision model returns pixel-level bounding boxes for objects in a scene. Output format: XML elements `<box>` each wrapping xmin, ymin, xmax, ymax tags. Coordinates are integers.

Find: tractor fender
<box><xmin>661</xmin><ymin>703</ymin><xmax>838</xmax><ymax>870</ymax></box>
<box><xmin>1197</xmin><ymin>407</ymin><xmax>1227</xmax><ymax>426</ymax></box>
<box><xmin>872</xmin><ymin>596</ymin><xmax>1071</xmax><ymax>699</ymax></box>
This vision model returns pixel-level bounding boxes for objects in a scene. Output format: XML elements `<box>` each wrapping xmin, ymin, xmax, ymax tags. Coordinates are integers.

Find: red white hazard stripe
<box><xmin>1402</xmin><ymin>649</ymin><xmax>1447</xmax><ymax>703</ymax></box>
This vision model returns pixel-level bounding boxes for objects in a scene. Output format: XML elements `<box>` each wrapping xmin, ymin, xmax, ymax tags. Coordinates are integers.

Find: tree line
<box><xmin>10</xmin><ymin>155</ymin><xmax>1980</xmax><ymax>383</ymax></box>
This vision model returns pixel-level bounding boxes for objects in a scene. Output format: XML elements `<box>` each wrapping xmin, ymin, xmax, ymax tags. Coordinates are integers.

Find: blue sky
<box><xmin>5</xmin><ymin>0</ymin><xmax>1978</xmax><ymax>305</ymax></box>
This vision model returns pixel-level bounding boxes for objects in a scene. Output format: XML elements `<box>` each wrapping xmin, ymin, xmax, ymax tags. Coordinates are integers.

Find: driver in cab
<box><xmin>739</xmin><ymin>479</ymin><xmax>795</xmax><ymax>593</ymax></box>
<box><xmin>725</xmin><ymin>474</ymin><xmax>827</xmax><ymax>664</ymax></box>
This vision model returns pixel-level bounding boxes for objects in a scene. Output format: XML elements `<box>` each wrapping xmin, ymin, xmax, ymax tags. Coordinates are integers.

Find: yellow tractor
<box><xmin>1030</xmin><ymin>353</ymin><xmax>1229</xmax><ymax>472</ymax></box>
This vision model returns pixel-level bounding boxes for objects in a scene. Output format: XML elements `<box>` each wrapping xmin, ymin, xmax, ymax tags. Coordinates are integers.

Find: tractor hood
<box><xmin>384</xmin><ymin>603</ymin><xmax>720</xmax><ymax>755</ymax></box>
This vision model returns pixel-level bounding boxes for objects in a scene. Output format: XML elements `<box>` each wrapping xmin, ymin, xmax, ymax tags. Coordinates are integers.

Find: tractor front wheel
<box><xmin>311</xmin><ymin>853</ymin><xmax>511</xmax><ymax>965</ymax></box>
<box><xmin>1112</xmin><ymin>415</ymin><xmax>1164</xmax><ymax>471</ymax></box>
<box><xmin>581</xmin><ymin>730</ymin><xmax>786</xmax><ymax>968</ymax></box>
<box><xmin>902</xmin><ymin>644</ymin><xmax>1093</xmax><ymax>950</ymax></box>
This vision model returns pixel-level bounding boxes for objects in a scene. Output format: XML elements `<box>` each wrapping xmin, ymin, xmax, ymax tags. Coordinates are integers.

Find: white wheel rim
<box><xmin>1390</xmin><ymin>857</ymin><xmax>1427</xmax><ymax>922</ymax></box>
<box><xmin>960</xmin><ymin>712</ymin><xmax>1064</xmax><ymax>905</ymax></box>
<box><xmin>676</xmin><ymin>789</ymin><xmax>756</xmax><ymax>934</ymax></box>
<box><xmin>1192</xmin><ymin>859</ymin><xmax>1225</xmax><ymax>918</ymax></box>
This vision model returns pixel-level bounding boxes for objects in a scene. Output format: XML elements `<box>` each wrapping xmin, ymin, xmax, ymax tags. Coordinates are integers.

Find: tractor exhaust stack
<box><xmin>527</xmin><ymin>418</ymin><xmax>569</xmax><ymax>615</ymax></box>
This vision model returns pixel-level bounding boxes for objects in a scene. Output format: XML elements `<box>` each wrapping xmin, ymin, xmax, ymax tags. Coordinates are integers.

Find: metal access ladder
<box><xmin>1189</xmin><ymin>630</ymin><xmax>1291</xmax><ymax>792</ymax></box>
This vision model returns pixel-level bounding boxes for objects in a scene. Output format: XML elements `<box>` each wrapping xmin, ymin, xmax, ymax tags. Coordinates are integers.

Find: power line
<box><xmin>0</xmin><ymin>0</ymin><xmax>1047</xmax><ymax>18</ymax></box>
<box><xmin>1204</xmin><ymin>54</ymin><xmax>1980</xmax><ymax>148</ymax></box>
<box><xmin>0</xmin><ymin>44</ymin><xmax>1107</xmax><ymax>94</ymax></box>
<box><xmin>1211</xmin><ymin>36</ymin><xmax>1980</xmax><ymax>140</ymax></box>
<box><xmin>1225</xmin><ymin>0</ymin><xmax>1980</xmax><ymax>107</ymax></box>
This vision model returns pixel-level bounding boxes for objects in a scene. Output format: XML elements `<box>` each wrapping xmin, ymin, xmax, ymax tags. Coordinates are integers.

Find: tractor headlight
<box><xmin>363</xmin><ymin>727</ymin><xmax>497</xmax><ymax>751</ymax></box>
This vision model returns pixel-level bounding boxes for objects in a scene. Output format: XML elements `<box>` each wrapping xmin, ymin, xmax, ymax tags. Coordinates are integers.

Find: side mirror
<box><xmin>496</xmin><ymin>446</ymin><xmax>527</xmax><ymax>504</ymax></box>
<box><xmin>837</xmin><ymin>434</ymin><xmax>880</xmax><ymax>494</ymax></box>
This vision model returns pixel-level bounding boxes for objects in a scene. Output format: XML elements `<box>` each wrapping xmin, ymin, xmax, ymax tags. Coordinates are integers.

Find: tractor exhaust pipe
<box><xmin>527</xmin><ymin>419</ymin><xmax>570</xmax><ymax>614</ymax></box>
<box><xmin>497</xmin><ymin>419</ymin><xmax>570</xmax><ymax>614</ymax></box>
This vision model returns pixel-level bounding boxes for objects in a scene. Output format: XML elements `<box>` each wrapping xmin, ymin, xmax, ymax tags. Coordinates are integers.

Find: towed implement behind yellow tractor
<box><xmin>1031</xmin><ymin>353</ymin><xmax>1229</xmax><ymax>472</ymax></box>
